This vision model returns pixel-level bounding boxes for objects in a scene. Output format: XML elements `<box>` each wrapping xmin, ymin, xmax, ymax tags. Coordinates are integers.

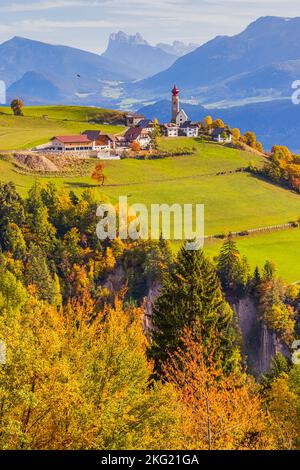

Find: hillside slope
<box><xmin>0</xmin><ymin>105</ymin><xmax>125</xmax><ymax>150</ymax></box>
<box><xmin>0</xmin><ymin>126</ymin><xmax>299</xmax><ymax>281</ymax></box>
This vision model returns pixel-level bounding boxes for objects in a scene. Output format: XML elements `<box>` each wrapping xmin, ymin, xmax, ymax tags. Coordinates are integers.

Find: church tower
<box><xmin>171</xmin><ymin>84</ymin><xmax>179</xmax><ymax>123</ymax></box>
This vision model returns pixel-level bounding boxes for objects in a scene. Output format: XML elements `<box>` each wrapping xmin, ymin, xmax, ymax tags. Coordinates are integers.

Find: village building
<box><xmin>162</xmin><ymin>123</ymin><xmax>179</xmax><ymax>137</ymax></box>
<box><xmin>125</xmin><ymin>113</ymin><xmax>145</xmax><ymax>127</ymax></box>
<box><xmin>82</xmin><ymin>130</ymin><xmax>117</xmax><ymax>151</ymax></box>
<box><xmin>180</xmin><ymin>121</ymin><xmax>199</xmax><ymax>137</ymax></box>
<box><xmin>50</xmin><ymin>135</ymin><xmax>93</xmax><ymax>152</ymax></box>
<box><xmin>123</xmin><ymin>127</ymin><xmax>151</xmax><ymax>148</ymax></box>
<box><xmin>211</xmin><ymin>127</ymin><xmax>232</xmax><ymax>144</ymax></box>
<box><xmin>136</xmin><ymin>119</ymin><xmax>154</xmax><ymax>133</ymax></box>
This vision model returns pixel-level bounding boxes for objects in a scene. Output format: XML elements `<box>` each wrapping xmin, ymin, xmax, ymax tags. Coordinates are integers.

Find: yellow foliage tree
<box><xmin>232</xmin><ymin>128</ymin><xmax>241</xmax><ymax>139</ymax></box>
<box><xmin>0</xmin><ymin>294</ymin><xmax>183</xmax><ymax>450</ymax></box>
<box><xmin>204</xmin><ymin>116</ymin><xmax>213</xmax><ymax>132</ymax></box>
<box><xmin>267</xmin><ymin>373</ymin><xmax>300</xmax><ymax>449</ymax></box>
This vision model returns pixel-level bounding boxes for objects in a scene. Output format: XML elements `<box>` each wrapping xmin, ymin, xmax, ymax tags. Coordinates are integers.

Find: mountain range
<box><xmin>127</xmin><ymin>16</ymin><xmax>300</xmax><ymax>107</ymax></box>
<box><xmin>156</xmin><ymin>41</ymin><xmax>199</xmax><ymax>58</ymax></box>
<box><xmin>1</xmin><ymin>18</ymin><xmax>300</xmax><ymax>148</ymax></box>
<box><xmin>102</xmin><ymin>32</ymin><xmax>181</xmax><ymax>79</ymax></box>
<box><xmin>0</xmin><ymin>35</ymin><xmax>136</xmax><ymax>106</ymax></box>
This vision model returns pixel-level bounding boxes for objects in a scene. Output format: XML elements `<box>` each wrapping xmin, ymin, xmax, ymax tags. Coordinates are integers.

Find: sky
<box><xmin>1</xmin><ymin>0</ymin><xmax>300</xmax><ymax>53</ymax></box>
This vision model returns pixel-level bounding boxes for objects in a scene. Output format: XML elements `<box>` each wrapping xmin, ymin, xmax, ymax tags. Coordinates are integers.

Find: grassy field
<box><xmin>0</xmin><ymin>106</ymin><xmax>299</xmax><ymax>282</ymax></box>
<box><xmin>204</xmin><ymin>229</ymin><xmax>300</xmax><ymax>284</ymax></box>
<box><xmin>0</xmin><ymin>105</ymin><xmax>125</xmax><ymax>150</ymax></box>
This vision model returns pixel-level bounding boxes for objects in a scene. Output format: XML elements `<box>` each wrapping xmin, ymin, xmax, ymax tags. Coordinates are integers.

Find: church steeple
<box><xmin>171</xmin><ymin>84</ymin><xmax>180</xmax><ymax>123</ymax></box>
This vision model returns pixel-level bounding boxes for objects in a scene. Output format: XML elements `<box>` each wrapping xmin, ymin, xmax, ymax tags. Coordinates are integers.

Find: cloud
<box><xmin>0</xmin><ymin>1</ymin><xmax>104</xmax><ymax>12</ymax></box>
<box><xmin>0</xmin><ymin>18</ymin><xmax>114</xmax><ymax>33</ymax></box>
<box><xmin>1</xmin><ymin>0</ymin><xmax>300</xmax><ymax>52</ymax></box>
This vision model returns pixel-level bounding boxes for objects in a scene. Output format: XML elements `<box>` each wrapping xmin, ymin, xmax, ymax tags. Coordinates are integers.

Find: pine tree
<box><xmin>26</xmin><ymin>183</ymin><xmax>56</xmax><ymax>250</ymax></box>
<box><xmin>0</xmin><ymin>182</ymin><xmax>25</xmax><ymax>249</ymax></box>
<box><xmin>150</xmin><ymin>247</ymin><xmax>240</xmax><ymax>373</ymax></box>
<box><xmin>217</xmin><ymin>235</ymin><xmax>249</xmax><ymax>295</ymax></box>
<box><xmin>25</xmin><ymin>243</ymin><xmax>56</xmax><ymax>304</ymax></box>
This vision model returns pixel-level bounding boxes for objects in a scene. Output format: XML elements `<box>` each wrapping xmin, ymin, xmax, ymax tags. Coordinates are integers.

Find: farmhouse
<box><xmin>137</xmin><ymin>119</ymin><xmax>154</xmax><ymax>133</ymax></box>
<box><xmin>82</xmin><ymin>130</ymin><xmax>117</xmax><ymax>150</ymax></box>
<box><xmin>180</xmin><ymin>121</ymin><xmax>199</xmax><ymax>137</ymax></box>
<box><xmin>162</xmin><ymin>123</ymin><xmax>179</xmax><ymax>137</ymax></box>
<box><xmin>124</xmin><ymin>127</ymin><xmax>151</xmax><ymax>149</ymax></box>
<box><xmin>125</xmin><ymin>113</ymin><xmax>145</xmax><ymax>127</ymax></box>
<box><xmin>212</xmin><ymin>128</ymin><xmax>232</xmax><ymax>144</ymax></box>
<box><xmin>50</xmin><ymin>135</ymin><xmax>93</xmax><ymax>152</ymax></box>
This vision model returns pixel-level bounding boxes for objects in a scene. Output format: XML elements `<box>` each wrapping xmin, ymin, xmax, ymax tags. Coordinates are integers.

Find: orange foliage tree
<box><xmin>91</xmin><ymin>162</ymin><xmax>105</xmax><ymax>186</ymax></box>
<box><xmin>163</xmin><ymin>329</ymin><xmax>273</xmax><ymax>450</ymax></box>
<box><xmin>131</xmin><ymin>141</ymin><xmax>141</xmax><ymax>152</ymax></box>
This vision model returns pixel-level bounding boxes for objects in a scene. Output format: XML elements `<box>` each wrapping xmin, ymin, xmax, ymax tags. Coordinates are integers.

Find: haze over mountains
<box><xmin>0</xmin><ymin>36</ymin><xmax>134</xmax><ymax>106</ymax></box>
<box><xmin>102</xmin><ymin>32</ymin><xmax>184</xmax><ymax>79</ymax></box>
<box><xmin>129</xmin><ymin>16</ymin><xmax>300</xmax><ymax>106</ymax></box>
<box><xmin>1</xmin><ymin>17</ymin><xmax>300</xmax><ymax>148</ymax></box>
<box><xmin>156</xmin><ymin>41</ymin><xmax>199</xmax><ymax>58</ymax></box>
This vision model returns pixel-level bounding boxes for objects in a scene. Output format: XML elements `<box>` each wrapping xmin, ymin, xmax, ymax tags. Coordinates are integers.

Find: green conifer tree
<box><xmin>150</xmin><ymin>247</ymin><xmax>240</xmax><ymax>373</ymax></box>
<box><xmin>217</xmin><ymin>235</ymin><xmax>249</xmax><ymax>295</ymax></box>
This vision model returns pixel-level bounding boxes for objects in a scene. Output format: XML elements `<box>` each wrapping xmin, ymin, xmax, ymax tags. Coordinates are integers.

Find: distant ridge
<box><xmin>102</xmin><ymin>31</ymin><xmax>177</xmax><ymax>79</ymax></box>
<box><xmin>128</xmin><ymin>16</ymin><xmax>300</xmax><ymax>106</ymax></box>
<box><xmin>0</xmin><ymin>36</ymin><xmax>135</xmax><ymax>106</ymax></box>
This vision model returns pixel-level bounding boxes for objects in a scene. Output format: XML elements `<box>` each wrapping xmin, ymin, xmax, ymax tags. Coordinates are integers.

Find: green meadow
<box><xmin>204</xmin><ymin>229</ymin><xmax>300</xmax><ymax>284</ymax></box>
<box><xmin>0</xmin><ymin>106</ymin><xmax>299</xmax><ymax>282</ymax></box>
<box><xmin>0</xmin><ymin>105</ymin><xmax>124</xmax><ymax>150</ymax></box>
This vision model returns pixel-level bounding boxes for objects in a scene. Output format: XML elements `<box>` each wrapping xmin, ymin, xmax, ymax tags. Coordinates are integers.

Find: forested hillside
<box><xmin>0</xmin><ymin>180</ymin><xmax>299</xmax><ymax>450</ymax></box>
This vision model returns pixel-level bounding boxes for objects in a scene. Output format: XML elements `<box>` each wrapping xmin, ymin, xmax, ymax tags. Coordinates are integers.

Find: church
<box><xmin>162</xmin><ymin>85</ymin><xmax>199</xmax><ymax>138</ymax></box>
<box><xmin>171</xmin><ymin>84</ymin><xmax>188</xmax><ymax>126</ymax></box>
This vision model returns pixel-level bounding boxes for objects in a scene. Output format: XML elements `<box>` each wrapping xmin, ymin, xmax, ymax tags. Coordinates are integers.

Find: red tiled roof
<box><xmin>52</xmin><ymin>135</ymin><xmax>91</xmax><ymax>144</ymax></box>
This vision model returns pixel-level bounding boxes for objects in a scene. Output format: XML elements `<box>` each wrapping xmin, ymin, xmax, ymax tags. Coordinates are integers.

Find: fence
<box><xmin>205</xmin><ymin>223</ymin><xmax>295</xmax><ymax>240</ymax></box>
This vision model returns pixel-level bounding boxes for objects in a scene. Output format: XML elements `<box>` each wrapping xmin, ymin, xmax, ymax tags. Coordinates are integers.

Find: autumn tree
<box><xmin>163</xmin><ymin>330</ymin><xmax>272</xmax><ymax>450</ymax></box>
<box><xmin>10</xmin><ymin>98</ymin><xmax>24</xmax><ymax>116</ymax></box>
<box><xmin>0</xmin><ymin>294</ymin><xmax>183</xmax><ymax>450</ymax></box>
<box><xmin>212</xmin><ymin>118</ymin><xmax>225</xmax><ymax>128</ymax></box>
<box><xmin>257</xmin><ymin>261</ymin><xmax>296</xmax><ymax>344</ymax></box>
<box><xmin>150</xmin><ymin>246</ymin><xmax>241</xmax><ymax>374</ymax></box>
<box><xmin>204</xmin><ymin>116</ymin><xmax>213</xmax><ymax>132</ymax></box>
<box><xmin>152</xmin><ymin>118</ymin><xmax>161</xmax><ymax>140</ymax></box>
<box><xmin>242</xmin><ymin>131</ymin><xmax>257</xmax><ymax>149</ymax></box>
<box><xmin>131</xmin><ymin>140</ymin><xmax>141</xmax><ymax>152</ymax></box>
<box><xmin>4</xmin><ymin>223</ymin><xmax>27</xmax><ymax>260</ymax></box>
<box><xmin>264</xmin><ymin>303</ymin><xmax>295</xmax><ymax>344</ymax></box>
<box><xmin>232</xmin><ymin>128</ymin><xmax>241</xmax><ymax>139</ymax></box>
<box><xmin>91</xmin><ymin>162</ymin><xmax>105</xmax><ymax>186</ymax></box>
<box><xmin>267</xmin><ymin>366</ymin><xmax>300</xmax><ymax>449</ymax></box>
<box><xmin>271</xmin><ymin>145</ymin><xmax>293</xmax><ymax>163</ymax></box>
<box><xmin>256</xmin><ymin>141</ymin><xmax>264</xmax><ymax>153</ymax></box>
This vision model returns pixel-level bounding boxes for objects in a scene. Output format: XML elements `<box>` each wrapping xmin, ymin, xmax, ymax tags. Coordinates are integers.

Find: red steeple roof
<box><xmin>172</xmin><ymin>84</ymin><xmax>179</xmax><ymax>96</ymax></box>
